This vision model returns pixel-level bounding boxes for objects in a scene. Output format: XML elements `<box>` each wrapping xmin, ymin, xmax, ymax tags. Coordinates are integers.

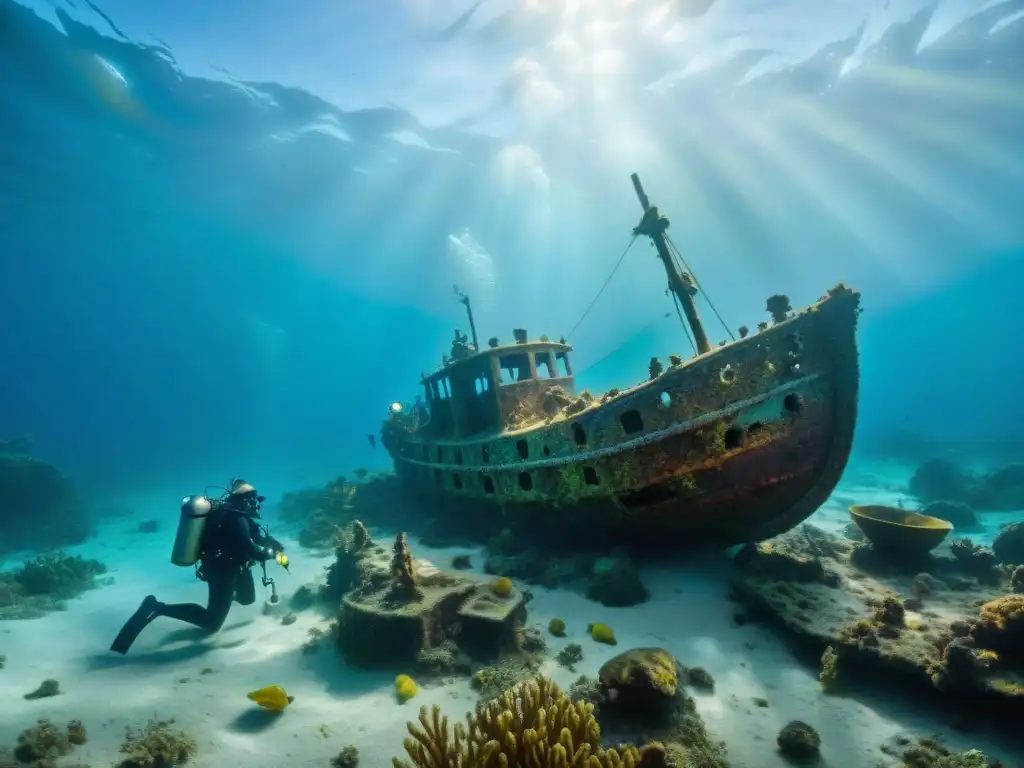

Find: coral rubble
<box><xmin>116</xmin><ymin>719</ymin><xmax>196</xmax><ymax>768</ymax></box>
<box><xmin>732</xmin><ymin>524</ymin><xmax>1024</xmax><ymax>701</ymax></box>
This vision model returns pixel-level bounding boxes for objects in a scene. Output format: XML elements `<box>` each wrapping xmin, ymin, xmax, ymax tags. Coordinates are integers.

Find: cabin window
<box><xmin>434</xmin><ymin>378</ymin><xmax>451</xmax><ymax>399</ymax></box>
<box><xmin>452</xmin><ymin>473</ymin><xmax>463</xmax><ymax>489</ymax></box>
<box><xmin>455</xmin><ymin>449</ymin><xmax>463</xmax><ymax>465</ymax></box>
<box><xmin>518</xmin><ymin>472</ymin><xmax>533</xmax><ymax>491</ymax></box>
<box><xmin>784</xmin><ymin>393</ymin><xmax>803</xmax><ymax>413</ymax></box>
<box><xmin>583</xmin><ymin>466</ymin><xmax>599</xmax><ymax>486</ymax></box>
<box><xmin>474</xmin><ymin>375</ymin><xmax>491</xmax><ymax>395</ymax></box>
<box><xmin>572</xmin><ymin>423</ymin><xmax>587</xmax><ymax>447</ymax></box>
<box><xmin>482</xmin><ymin>445</ymin><xmax>490</xmax><ymax>463</ymax></box>
<box><xmin>516</xmin><ymin>439</ymin><xmax>529</xmax><ymax>460</ymax></box>
<box><xmin>620</xmin><ymin>410</ymin><xmax>644</xmax><ymax>435</ymax></box>
<box><xmin>555</xmin><ymin>351</ymin><xmax>571</xmax><ymax>377</ymax></box>
<box><xmin>482</xmin><ymin>475</ymin><xmax>495</xmax><ymax>494</ymax></box>
<box><xmin>542</xmin><ymin>445</ymin><xmax>551</xmax><ymax>456</ymax></box>
<box><xmin>724</xmin><ymin>426</ymin><xmax>744</xmax><ymax>450</ymax></box>
<box><xmin>535</xmin><ymin>352</ymin><xmax>556</xmax><ymax>378</ymax></box>
<box><xmin>436</xmin><ymin>446</ymin><xmax>444</xmax><ymax>462</ymax></box>
<box><xmin>498</xmin><ymin>352</ymin><xmax>532</xmax><ymax>384</ymax></box>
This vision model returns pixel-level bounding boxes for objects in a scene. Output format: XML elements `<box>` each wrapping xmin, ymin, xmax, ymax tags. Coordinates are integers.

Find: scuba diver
<box><xmin>110</xmin><ymin>479</ymin><xmax>289</xmax><ymax>655</ymax></box>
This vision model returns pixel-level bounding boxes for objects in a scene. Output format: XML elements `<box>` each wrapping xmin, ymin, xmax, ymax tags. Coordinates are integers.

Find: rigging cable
<box><xmin>669</xmin><ymin>286</ymin><xmax>697</xmax><ymax>356</ymax></box>
<box><xmin>563</xmin><ymin>235</ymin><xmax>638</xmax><ymax>341</ymax></box>
<box><xmin>665</xmin><ymin>233</ymin><xmax>735</xmax><ymax>342</ymax></box>
<box><xmin>576</xmin><ymin>311</ymin><xmax>673</xmax><ymax>377</ymax></box>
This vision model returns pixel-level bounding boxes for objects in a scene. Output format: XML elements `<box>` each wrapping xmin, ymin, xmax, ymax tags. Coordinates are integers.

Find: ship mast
<box><xmin>453</xmin><ymin>285</ymin><xmax>479</xmax><ymax>350</ymax></box>
<box><xmin>630</xmin><ymin>173</ymin><xmax>711</xmax><ymax>356</ymax></box>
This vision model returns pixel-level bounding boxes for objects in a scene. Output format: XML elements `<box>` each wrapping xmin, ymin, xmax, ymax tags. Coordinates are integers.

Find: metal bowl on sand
<box><xmin>849</xmin><ymin>504</ymin><xmax>954</xmax><ymax>554</ymax></box>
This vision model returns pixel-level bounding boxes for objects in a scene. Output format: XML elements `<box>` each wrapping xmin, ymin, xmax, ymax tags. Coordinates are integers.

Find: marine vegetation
<box><xmin>776</xmin><ymin>721</ymin><xmax>820</xmax><ymax>760</ymax></box>
<box><xmin>331</xmin><ymin>745</ymin><xmax>360</xmax><ymax>768</ymax></box>
<box><xmin>0</xmin><ymin>552</ymin><xmax>107</xmax><ymax>619</ymax></box>
<box><xmin>6</xmin><ymin>718</ymin><xmax>86</xmax><ymax>764</ymax></box>
<box><xmin>116</xmin><ymin>719</ymin><xmax>196</xmax><ymax>768</ymax></box>
<box><xmin>881</xmin><ymin>735</ymin><xmax>1003</xmax><ymax>768</ymax></box>
<box><xmin>392</xmin><ymin>676</ymin><xmax>667</xmax><ymax>768</ymax></box>
<box><xmin>471</xmin><ymin>658</ymin><xmax>538</xmax><ymax>701</ymax></box>
<box><xmin>556</xmin><ymin>644</ymin><xmax>584</xmax><ymax>672</ymax></box>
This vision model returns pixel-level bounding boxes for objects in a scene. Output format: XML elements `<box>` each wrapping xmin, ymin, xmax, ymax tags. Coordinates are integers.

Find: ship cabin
<box><xmin>419</xmin><ymin>338</ymin><xmax>575</xmax><ymax>440</ymax></box>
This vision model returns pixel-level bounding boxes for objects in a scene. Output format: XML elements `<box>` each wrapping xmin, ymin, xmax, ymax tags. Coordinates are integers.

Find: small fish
<box><xmin>247</xmin><ymin>685</ymin><xmax>294</xmax><ymax>712</ymax></box>
<box><xmin>367</xmin><ymin>434</ymin><xmax>376</xmax><ymax>449</ymax></box>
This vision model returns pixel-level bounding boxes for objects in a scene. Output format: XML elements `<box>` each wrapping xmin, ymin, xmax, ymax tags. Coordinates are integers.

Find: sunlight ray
<box><xmin>722</xmin><ymin>107</ymin><xmax>923</xmax><ymax>282</ymax></box>
<box><xmin>676</xmin><ymin>102</ymin><xmax>798</xmax><ymax>272</ymax></box>
<box><xmin>852</xmin><ymin>102</ymin><xmax>1024</xmax><ymax>183</ymax></box>
<box><xmin>851</xmin><ymin>63</ymin><xmax>1024</xmax><ymax>111</ymax></box>
<box><xmin>783</xmin><ymin>98</ymin><xmax>1014</xmax><ymax>243</ymax></box>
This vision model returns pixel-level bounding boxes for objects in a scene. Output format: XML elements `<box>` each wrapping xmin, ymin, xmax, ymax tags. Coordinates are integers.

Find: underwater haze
<box><xmin>1</xmin><ymin>0</ymin><xmax>1022</xmax><ymax>494</ymax></box>
<box><xmin>3</xmin><ymin>1</ymin><xmax>1024</xmax><ymax>767</ymax></box>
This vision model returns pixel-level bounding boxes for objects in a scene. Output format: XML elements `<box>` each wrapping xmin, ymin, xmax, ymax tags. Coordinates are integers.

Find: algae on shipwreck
<box><xmin>326</xmin><ymin>522</ymin><xmax>528</xmax><ymax>669</ymax></box>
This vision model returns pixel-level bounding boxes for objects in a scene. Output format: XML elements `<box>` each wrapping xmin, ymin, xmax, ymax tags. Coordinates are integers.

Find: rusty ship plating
<box><xmin>380</xmin><ymin>173</ymin><xmax>861</xmax><ymax>548</ymax></box>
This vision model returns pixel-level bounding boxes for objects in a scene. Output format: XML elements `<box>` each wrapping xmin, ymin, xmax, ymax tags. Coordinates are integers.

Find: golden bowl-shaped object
<box><xmin>849</xmin><ymin>504</ymin><xmax>953</xmax><ymax>554</ymax></box>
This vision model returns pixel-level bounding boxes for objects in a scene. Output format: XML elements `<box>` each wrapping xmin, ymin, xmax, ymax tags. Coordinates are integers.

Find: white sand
<box><xmin>0</xmin><ymin>463</ymin><xmax>1018</xmax><ymax>767</ymax></box>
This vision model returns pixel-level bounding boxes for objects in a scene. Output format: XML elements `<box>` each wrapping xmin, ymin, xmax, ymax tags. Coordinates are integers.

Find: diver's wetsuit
<box><xmin>110</xmin><ymin>505</ymin><xmax>281</xmax><ymax>655</ymax></box>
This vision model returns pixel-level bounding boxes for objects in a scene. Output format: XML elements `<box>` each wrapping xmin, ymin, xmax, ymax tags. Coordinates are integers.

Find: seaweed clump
<box><xmin>888</xmin><ymin>736</ymin><xmax>1003</xmax><ymax>768</ymax></box>
<box><xmin>470</xmin><ymin>658</ymin><xmax>538</xmax><ymax>701</ymax></box>
<box><xmin>116</xmin><ymin>719</ymin><xmax>196</xmax><ymax>768</ymax></box>
<box><xmin>10</xmin><ymin>719</ymin><xmax>82</xmax><ymax>764</ymax></box>
<box><xmin>392</xmin><ymin>676</ymin><xmax>667</xmax><ymax>768</ymax></box>
<box><xmin>331</xmin><ymin>745</ymin><xmax>360</xmax><ymax>767</ymax></box>
<box><xmin>776</xmin><ymin>721</ymin><xmax>820</xmax><ymax>760</ymax></box>
<box><xmin>1</xmin><ymin>552</ymin><xmax>107</xmax><ymax>619</ymax></box>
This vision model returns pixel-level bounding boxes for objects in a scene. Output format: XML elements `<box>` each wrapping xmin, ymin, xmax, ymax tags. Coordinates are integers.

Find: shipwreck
<box><xmin>380</xmin><ymin>173</ymin><xmax>862</xmax><ymax>549</ymax></box>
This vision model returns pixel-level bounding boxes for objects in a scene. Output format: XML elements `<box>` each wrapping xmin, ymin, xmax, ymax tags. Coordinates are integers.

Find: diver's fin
<box><xmin>109</xmin><ymin>595</ymin><xmax>162</xmax><ymax>655</ymax></box>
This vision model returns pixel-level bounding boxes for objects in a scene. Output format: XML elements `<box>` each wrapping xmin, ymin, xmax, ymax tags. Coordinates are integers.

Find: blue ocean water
<box><xmin>2</xmin><ymin>1</ymin><xmax>1024</xmax><ymax>766</ymax></box>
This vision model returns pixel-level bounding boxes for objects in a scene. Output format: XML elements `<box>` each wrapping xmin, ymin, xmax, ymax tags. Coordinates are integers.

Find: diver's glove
<box><xmin>274</xmin><ymin>551</ymin><xmax>289</xmax><ymax>569</ymax></box>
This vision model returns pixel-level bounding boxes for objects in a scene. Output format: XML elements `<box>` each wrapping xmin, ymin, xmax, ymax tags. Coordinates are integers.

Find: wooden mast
<box><xmin>454</xmin><ymin>285</ymin><xmax>479</xmax><ymax>350</ymax></box>
<box><xmin>630</xmin><ymin>173</ymin><xmax>711</xmax><ymax>356</ymax></box>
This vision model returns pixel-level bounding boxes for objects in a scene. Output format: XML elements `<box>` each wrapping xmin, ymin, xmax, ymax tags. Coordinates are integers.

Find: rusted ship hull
<box><xmin>384</xmin><ymin>286</ymin><xmax>860</xmax><ymax>549</ymax></box>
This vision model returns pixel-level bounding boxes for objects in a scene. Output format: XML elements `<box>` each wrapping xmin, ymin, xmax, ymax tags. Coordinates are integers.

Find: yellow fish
<box><xmin>247</xmin><ymin>685</ymin><xmax>294</xmax><ymax>712</ymax></box>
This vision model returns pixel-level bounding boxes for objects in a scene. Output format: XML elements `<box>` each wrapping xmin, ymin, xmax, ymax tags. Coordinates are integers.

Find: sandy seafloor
<box><xmin>1</xmin><ymin>459</ymin><xmax>1021</xmax><ymax>768</ymax></box>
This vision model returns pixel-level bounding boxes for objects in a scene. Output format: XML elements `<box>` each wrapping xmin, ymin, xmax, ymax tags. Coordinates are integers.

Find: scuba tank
<box><xmin>171</xmin><ymin>495</ymin><xmax>213</xmax><ymax>566</ymax></box>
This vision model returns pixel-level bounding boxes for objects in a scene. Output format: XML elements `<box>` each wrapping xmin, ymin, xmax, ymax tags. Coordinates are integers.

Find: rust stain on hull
<box><xmin>384</xmin><ymin>283</ymin><xmax>861</xmax><ymax>549</ymax></box>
